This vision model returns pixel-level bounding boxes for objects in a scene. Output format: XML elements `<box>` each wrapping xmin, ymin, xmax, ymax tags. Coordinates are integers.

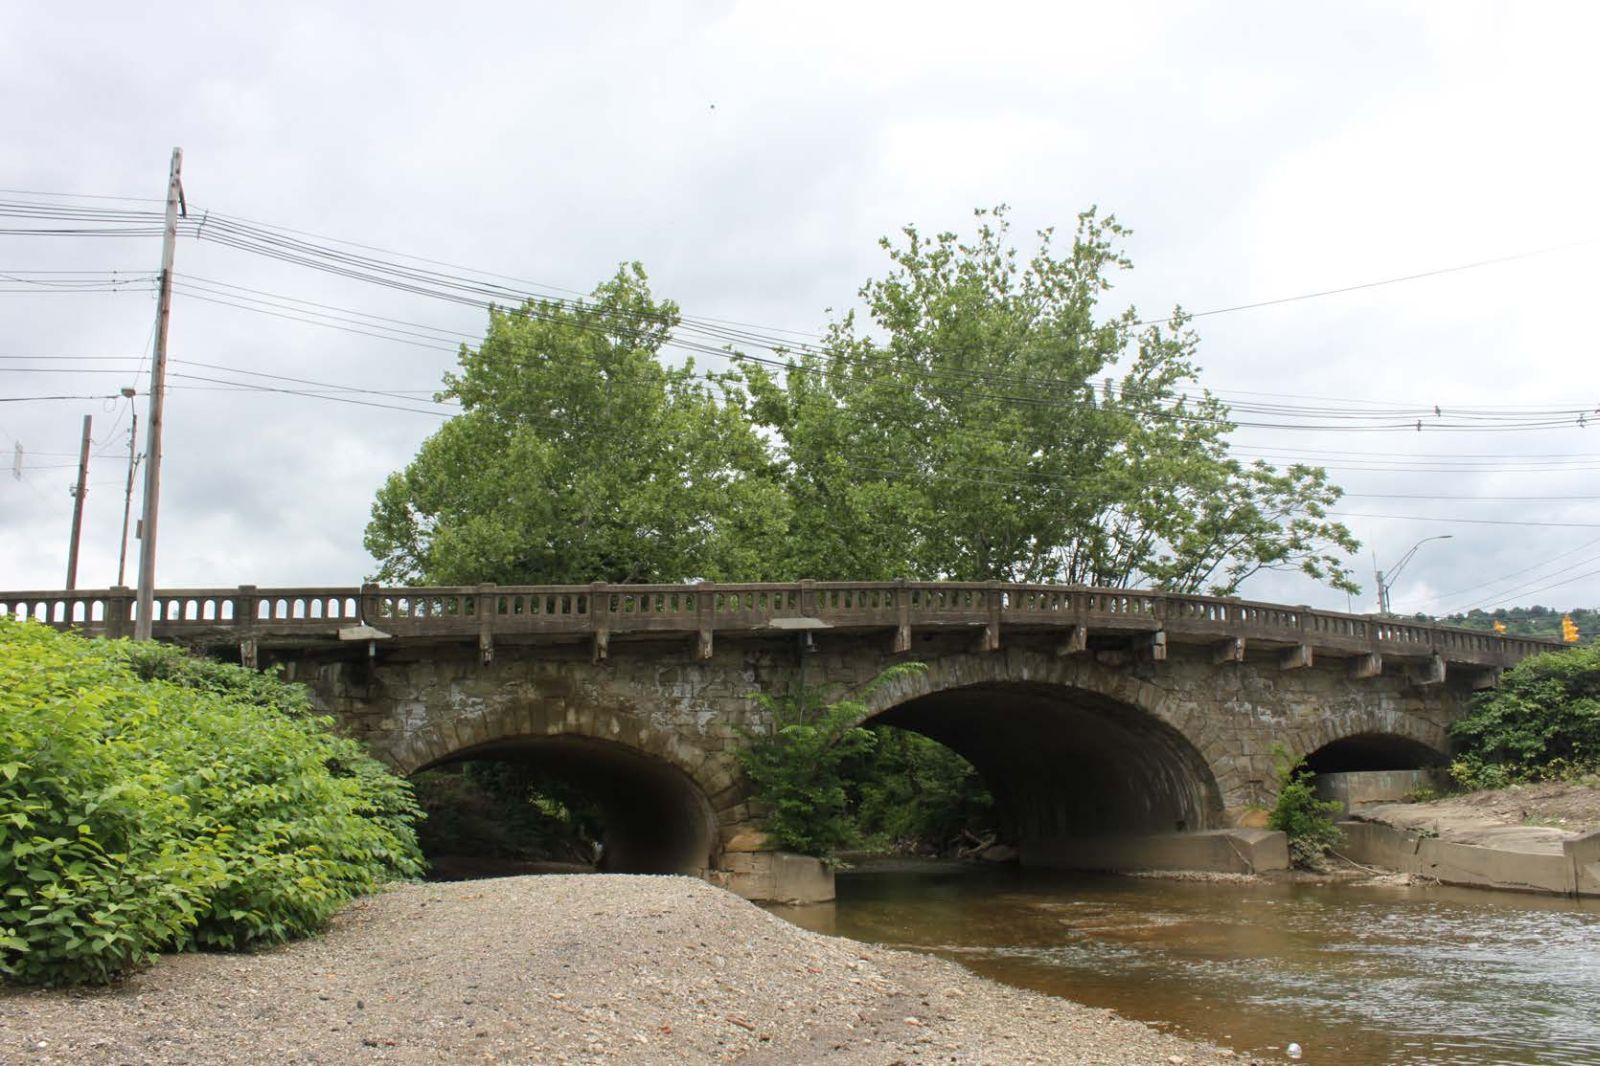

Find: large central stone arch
<box><xmin>852</xmin><ymin>650</ymin><xmax>1227</xmax><ymax>860</ymax></box>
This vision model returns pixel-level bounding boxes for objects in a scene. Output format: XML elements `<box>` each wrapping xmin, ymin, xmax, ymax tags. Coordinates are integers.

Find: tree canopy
<box><xmin>367</xmin><ymin>210</ymin><xmax>1359</xmax><ymax>596</ymax></box>
<box><xmin>745</xmin><ymin>207</ymin><xmax>1358</xmax><ymax>592</ymax></box>
<box><xmin>365</xmin><ymin>265</ymin><xmax>791</xmax><ymax>585</ymax></box>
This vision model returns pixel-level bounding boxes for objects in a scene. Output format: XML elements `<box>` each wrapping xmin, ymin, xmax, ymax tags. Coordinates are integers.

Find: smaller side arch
<box><xmin>416</xmin><ymin>734</ymin><xmax>719</xmax><ymax>876</ymax></box>
<box><xmin>392</xmin><ymin>696</ymin><xmax>734</xmax><ymax>877</ymax></box>
<box><xmin>1303</xmin><ymin>732</ymin><xmax>1448</xmax><ymax>776</ymax></box>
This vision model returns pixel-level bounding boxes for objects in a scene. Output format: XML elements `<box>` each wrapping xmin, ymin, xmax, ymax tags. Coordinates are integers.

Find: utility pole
<box><xmin>134</xmin><ymin>147</ymin><xmax>184</xmax><ymax>640</ymax></box>
<box><xmin>117</xmin><ymin>401</ymin><xmax>139</xmax><ymax>587</ymax></box>
<box><xmin>65</xmin><ymin>414</ymin><xmax>91</xmax><ymax>590</ymax></box>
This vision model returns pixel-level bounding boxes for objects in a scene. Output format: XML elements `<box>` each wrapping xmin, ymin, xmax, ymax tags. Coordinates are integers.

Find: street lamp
<box><xmin>1375</xmin><ymin>534</ymin><xmax>1453</xmax><ymax>615</ymax></box>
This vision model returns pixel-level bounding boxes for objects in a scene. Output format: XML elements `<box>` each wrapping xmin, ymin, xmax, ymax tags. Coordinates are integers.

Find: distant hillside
<box><xmin>1421</xmin><ymin>605</ymin><xmax>1597</xmax><ymax>641</ymax></box>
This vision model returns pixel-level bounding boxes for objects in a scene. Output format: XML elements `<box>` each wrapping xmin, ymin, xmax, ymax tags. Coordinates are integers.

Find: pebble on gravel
<box><xmin>0</xmin><ymin>874</ymin><xmax>1251</xmax><ymax>1065</ymax></box>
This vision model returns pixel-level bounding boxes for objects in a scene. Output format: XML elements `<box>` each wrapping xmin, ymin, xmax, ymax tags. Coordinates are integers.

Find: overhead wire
<box><xmin>1420</xmin><ymin>535</ymin><xmax>1600</xmax><ymax>612</ymax></box>
<box><xmin>1446</xmin><ymin>559</ymin><xmax>1600</xmax><ymax>613</ymax></box>
<box><xmin>4</xmin><ymin>193</ymin><xmax>1595</xmax><ymax>432</ymax></box>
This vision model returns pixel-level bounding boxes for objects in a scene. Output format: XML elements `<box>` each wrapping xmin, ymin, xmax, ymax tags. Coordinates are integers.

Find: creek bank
<box><xmin>0</xmin><ymin>874</ymin><xmax>1247</xmax><ymax>1065</ymax></box>
<box><xmin>1336</xmin><ymin>781</ymin><xmax>1600</xmax><ymax>897</ymax></box>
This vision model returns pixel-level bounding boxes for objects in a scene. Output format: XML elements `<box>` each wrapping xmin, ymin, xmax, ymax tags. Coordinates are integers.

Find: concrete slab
<box><xmin>1338</xmin><ymin>819</ymin><xmax>1600</xmax><ymax>898</ymax></box>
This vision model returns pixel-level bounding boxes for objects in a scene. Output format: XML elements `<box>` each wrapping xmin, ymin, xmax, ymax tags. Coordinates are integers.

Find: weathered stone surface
<box><xmin>284</xmin><ymin>630</ymin><xmax>1477</xmax><ymax>899</ymax></box>
<box><xmin>722</xmin><ymin>830</ymin><xmax>774</xmax><ymax>853</ymax></box>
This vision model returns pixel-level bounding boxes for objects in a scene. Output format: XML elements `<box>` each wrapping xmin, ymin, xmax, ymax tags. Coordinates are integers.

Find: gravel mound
<box><xmin>1</xmin><ymin>875</ymin><xmax>1244</xmax><ymax>1065</ymax></box>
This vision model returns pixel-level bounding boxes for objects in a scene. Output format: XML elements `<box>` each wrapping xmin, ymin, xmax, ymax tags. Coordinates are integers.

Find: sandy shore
<box><xmin>0</xmin><ymin>875</ymin><xmax>1247</xmax><ymax>1065</ymax></box>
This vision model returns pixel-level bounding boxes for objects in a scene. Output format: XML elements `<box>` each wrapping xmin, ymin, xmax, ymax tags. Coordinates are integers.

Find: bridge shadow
<box><xmin>866</xmin><ymin>681</ymin><xmax>1225</xmax><ymax>863</ymax></box>
<box><xmin>411</xmin><ymin>735</ymin><xmax>718</xmax><ymax>879</ymax></box>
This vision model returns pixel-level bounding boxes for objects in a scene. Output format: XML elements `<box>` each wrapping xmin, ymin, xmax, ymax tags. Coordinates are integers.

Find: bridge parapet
<box><xmin>0</xmin><ymin>580</ymin><xmax>1561</xmax><ymax>670</ymax></box>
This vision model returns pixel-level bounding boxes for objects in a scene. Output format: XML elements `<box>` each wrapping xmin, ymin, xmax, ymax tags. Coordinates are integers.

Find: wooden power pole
<box><xmin>65</xmin><ymin>414</ymin><xmax>91</xmax><ymax>590</ymax></box>
<box><xmin>134</xmin><ymin>147</ymin><xmax>184</xmax><ymax>640</ymax></box>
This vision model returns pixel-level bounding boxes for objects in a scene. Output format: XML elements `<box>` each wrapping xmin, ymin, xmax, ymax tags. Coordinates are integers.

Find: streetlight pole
<box><xmin>1375</xmin><ymin>534</ymin><xmax>1453</xmax><ymax>615</ymax></box>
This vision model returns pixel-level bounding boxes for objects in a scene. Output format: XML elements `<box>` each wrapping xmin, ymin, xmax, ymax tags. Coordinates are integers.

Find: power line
<box><xmin>1448</xmin><ymin>562</ymin><xmax>1600</xmax><ymax>614</ymax></box>
<box><xmin>1422</xmin><ymin>536</ymin><xmax>1600</xmax><ymax>609</ymax></box>
<box><xmin>1160</xmin><ymin>240</ymin><xmax>1592</xmax><ymax>325</ymax></box>
<box><xmin>0</xmin><ymin>187</ymin><xmax>163</xmax><ymax>203</ymax></box>
<box><xmin>0</xmin><ymin>393</ymin><xmax>125</xmax><ymax>403</ymax></box>
<box><xmin>7</xmin><ymin>192</ymin><xmax>1594</xmax><ymax>433</ymax></box>
<box><xmin>167</xmin><ymin>374</ymin><xmax>452</xmax><ymax>417</ymax></box>
<box><xmin>1340</xmin><ymin>492</ymin><xmax>1600</xmax><ymax>501</ymax></box>
<box><xmin>1328</xmin><ymin>511</ymin><xmax>1600</xmax><ymax>529</ymax></box>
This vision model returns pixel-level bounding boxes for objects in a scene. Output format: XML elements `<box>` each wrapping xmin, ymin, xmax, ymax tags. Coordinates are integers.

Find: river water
<box><xmin>769</xmin><ymin>864</ymin><xmax>1600</xmax><ymax>1064</ymax></box>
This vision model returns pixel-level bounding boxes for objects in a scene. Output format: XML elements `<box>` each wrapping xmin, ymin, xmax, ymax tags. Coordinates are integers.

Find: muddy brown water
<box><xmin>768</xmin><ymin>863</ymin><xmax>1600</xmax><ymax>1064</ymax></box>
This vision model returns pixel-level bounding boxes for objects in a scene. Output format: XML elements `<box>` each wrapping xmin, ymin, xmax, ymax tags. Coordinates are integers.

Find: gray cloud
<box><xmin>2</xmin><ymin>0</ymin><xmax>1595</xmax><ymax>618</ymax></box>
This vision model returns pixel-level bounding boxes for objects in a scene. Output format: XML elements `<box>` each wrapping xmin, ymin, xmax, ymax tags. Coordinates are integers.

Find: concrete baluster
<box><xmin>477</xmin><ymin>583</ymin><xmax>496</xmax><ymax>665</ymax></box>
<box><xmin>591</xmin><ymin>581</ymin><xmax>610</xmax><ymax>662</ymax></box>
<box><xmin>236</xmin><ymin>585</ymin><xmax>259</xmax><ymax>670</ymax></box>
<box><xmin>695</xmin><ymin>581</ymin><xmax>714</xmax><ymax>661</ymax></box>
<box><xmin>893</xmin><ymin>577</ymin><xmax>912</xmax><ymax>653</ymax></box>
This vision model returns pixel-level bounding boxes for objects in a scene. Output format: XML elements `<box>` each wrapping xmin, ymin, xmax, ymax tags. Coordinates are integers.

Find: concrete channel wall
<box><xmin>1315</xmin><ymin>768</ymin><xmax>1450</xmax><ymax>817</ymax></box>
<box><xmin>1338</xmin><ymin>820</ymin><xmax>1600</xmax><ymax>898</ymax></box>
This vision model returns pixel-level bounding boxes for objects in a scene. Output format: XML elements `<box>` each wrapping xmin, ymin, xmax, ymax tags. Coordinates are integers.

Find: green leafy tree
<box><xmin>846</xmin><ymin>727</ymin><xmax>995</xmax><ymax>853</ymax></box>
<box><xmin>745</xmin><ymin>207</ymin><xmax>1358</xmax><ymax>592</ymax></box>
<box><xmin>366</xmin><ymin>265</ymin><xmax>791</xmax><ymax>585</ymax></box>
<box><xmin>736</xmin><ymin>664</ymin><xmax>927</xmax><ymax>858</ymax></box>
<box><xmin>1451</xmin><ymin>639</ymin><xmax>1599</xmax><ymax>787</ymax></box>
<box><xmin>1437</xmin><ymin>605</ymin><xmax>1598</xmax><ymax>641</ymax></box>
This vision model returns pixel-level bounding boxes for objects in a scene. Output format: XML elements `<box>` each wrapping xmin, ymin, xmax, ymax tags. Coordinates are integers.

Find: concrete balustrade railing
<box><xmin>1</xmin><ymin>580</ymin><xmax>1562</xmax><ymax>669</ymax></box>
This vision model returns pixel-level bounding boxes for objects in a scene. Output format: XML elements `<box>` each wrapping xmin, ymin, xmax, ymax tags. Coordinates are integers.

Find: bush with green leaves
<box><xmin>1267</xmin><ymin>746</ymin><xmax>1343</xmax><ymax>868</ymax></box>
<box><xmin>1450</xmin><ymin>640</ymin><xmax>1599</xmax><ymax>789</ymax></box>
<box><xmin>1</xmin><ymin>620</ymin><xmax>423</xmax><ymax>985</ymax></box>
<box><xmin>410</xmin><ymin>761</ymin><xmax>603</xmax><ymax>866</ymax></box>
<box><xmin>737</xmin><ymin>663</ymin><xmax>927</xmax><ymax>858</ymax></box>
<box><xmin>847</xmin><ymin>727</ymin><xmax>995</xmax><ymax>853</ymax></box>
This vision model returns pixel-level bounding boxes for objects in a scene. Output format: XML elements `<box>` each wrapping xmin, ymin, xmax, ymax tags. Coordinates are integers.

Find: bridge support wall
<box><xmin>279</xmin><ymin>629</ymin><xmax>1471</xmax><ymax>899</ymax></box>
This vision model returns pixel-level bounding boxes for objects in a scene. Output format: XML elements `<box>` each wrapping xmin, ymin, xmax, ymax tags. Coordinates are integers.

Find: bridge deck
<box><xmin>0</xmin><ymin>581</ymin><xmax>1560</xmax><ymax>670</ymax></box>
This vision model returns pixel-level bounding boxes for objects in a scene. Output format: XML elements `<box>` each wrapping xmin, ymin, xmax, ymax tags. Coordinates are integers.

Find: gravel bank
<box><xmin>0</xmin><ymin>875</ymin><xmax>1245</xmax><ymax>1065</ymax></box>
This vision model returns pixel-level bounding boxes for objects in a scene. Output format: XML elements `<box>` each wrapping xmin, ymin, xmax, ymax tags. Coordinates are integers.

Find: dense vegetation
<box><xmin>844</xmin><ymin>728</ymin><xmax>995</xmax><ymax>854</ymax></box>
<box><xmin>1266</xmin><ymin>746</ymin><xmax>1344</xmax><ymax>868</ymax></box>
<box><xmin>368</xmin><ymin>207</ymin><xmax>1357</xmax><ymax>595</ymax></box>
<box><xmin>410</xmin><ymin>762</ymin><xmax>603</xmax><ymax>869</ymax></box>
<box><xmin>1433</xmin><ymin>605</ymin><xmax>1595</xmax><ymax>642</ymax></box>
<box><xmin>364</xmin><ymin>207</ymin><xmax>1365</xmax><ymax>855</ymax></box>
<box><xmin>735</xmin><ymin>665</ymin><xmax>997</xmax><ymax>860</ymax></box>
<box><xmin>1450</xmin><ymin>639</ymin><xmax>1600</xmax><ymax>789</ymax></box>
<box><xmin>0</xmin><ymin>621</ymin><xmax>423</xmax><ymax>986</ymax></box>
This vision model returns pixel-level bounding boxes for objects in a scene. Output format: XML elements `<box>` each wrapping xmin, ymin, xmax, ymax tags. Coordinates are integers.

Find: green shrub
<box><xmin>1451</xmin><ymin>640</ymin><xmax>1599</xmax><ymax>786</ymax></box>
<box><xmin>410</xmin><ymin>761</ymin><xmax>602</xmax><ymax>865</ymax></box>
<box><xmin>737</xmin><ymin>663</ymin><xmax>926</xmax><ymax>858</ymax></box>
<box><xmin>0</xmin><ymin>621</ymin><xmax>422</xmax><ymax>985</ymax></box>
<box><xmin>1267</xmin><ymin>746</ymin><xmax>1343</xmax><ymax>868</ymax></box>
<box><xmin>847</xmin><ymin>727</ymin><xmax>995</xmax><ymax>853</ymax></box>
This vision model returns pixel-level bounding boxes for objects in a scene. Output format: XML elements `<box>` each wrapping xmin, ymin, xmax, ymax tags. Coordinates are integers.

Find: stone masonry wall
<box><xmin>283</xmin><ymin>630</ymin><xmax>1469</xmax><ymax>873</ymax></box>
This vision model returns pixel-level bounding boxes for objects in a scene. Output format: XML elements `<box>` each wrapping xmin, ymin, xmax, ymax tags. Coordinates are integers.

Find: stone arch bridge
<box><xmin>3</xmin><ymin>581</ymin><xmax>1560</xmax><ymax>899</ymax></box>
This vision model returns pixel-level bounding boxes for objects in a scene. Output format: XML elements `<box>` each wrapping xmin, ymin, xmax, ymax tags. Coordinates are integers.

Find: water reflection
<box><xmin>769</xmin><ymin>864</ymin><xmax>1600</xmax><ymax>1064</ymax></box>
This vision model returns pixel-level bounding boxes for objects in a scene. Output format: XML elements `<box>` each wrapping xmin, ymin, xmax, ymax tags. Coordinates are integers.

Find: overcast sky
<box><xmin>2</xmin><ymin>1</ymin><xmax>1596</xmax><ymax>618</ymax></box>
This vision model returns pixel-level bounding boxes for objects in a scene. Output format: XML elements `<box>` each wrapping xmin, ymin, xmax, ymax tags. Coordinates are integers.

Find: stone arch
<box><xmin>1302</xmin><ymin>732</ymin><xmax>1449</xmax><ymax>775</ymax></box>
<box><xmin>397</xmin><ymin>697</ymin><xmax>728</xmax><ymax>877</ymax></box>
<box><xmin>1293</xmin><ymin>709</ymin><xmax>1452</xmax><ymax>774</ymax></box>
<box><xmin>852</xmin><ymin>650</ymin><xmax>1227</xmax><ymax>855</ymax></box>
